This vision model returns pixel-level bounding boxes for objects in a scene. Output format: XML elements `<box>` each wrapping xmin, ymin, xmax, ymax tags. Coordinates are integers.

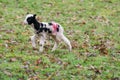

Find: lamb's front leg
<box><xmin>31</xmin><ymin>34</ymin><xmax>37</xmax><ymax>49</ymax></box>
<box><xmin>39</xmin><ymin>36</ymin><xmax>46</xmax><ymax>52</ymax></box>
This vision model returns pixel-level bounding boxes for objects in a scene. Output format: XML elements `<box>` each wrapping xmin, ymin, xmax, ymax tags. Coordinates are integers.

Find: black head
<box><xmin>24</xmin><ymin>14</ymin><xmax>37</xmax><ymax>25</ymax></box>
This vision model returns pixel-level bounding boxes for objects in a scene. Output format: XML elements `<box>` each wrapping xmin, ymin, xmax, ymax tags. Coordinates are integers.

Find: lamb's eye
<box><xmin>27</xmin><ymin>18</ymin><xmax>31</xmax><ymax>22</ymax></box>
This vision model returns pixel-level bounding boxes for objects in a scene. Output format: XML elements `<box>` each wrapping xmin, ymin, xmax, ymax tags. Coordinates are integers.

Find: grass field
<box><xmin>0</xmin><ymin>0</ymin><xmax>120</xmax><ymax>80</ymax></box>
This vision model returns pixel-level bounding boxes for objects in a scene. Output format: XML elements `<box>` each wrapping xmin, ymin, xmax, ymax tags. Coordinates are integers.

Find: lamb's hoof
<box><xmin>51</xmin><ymin>48</ymin><xmax>56</xmax><ymax>52</ymax></box>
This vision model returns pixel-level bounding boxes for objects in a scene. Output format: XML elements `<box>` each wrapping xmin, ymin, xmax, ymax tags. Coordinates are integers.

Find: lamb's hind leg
<box><xmin>59</xmin><ymin>33</ymin><xmax>72</xmax><ymax>52</ymax></box>
<box><xmin>51</xmin><ymin>35</ymin><xmax>59</xmax><ymax>52</ymax></box>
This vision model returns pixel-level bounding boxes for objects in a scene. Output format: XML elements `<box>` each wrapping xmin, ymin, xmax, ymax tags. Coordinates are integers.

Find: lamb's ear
<box><xmin>26</xmin><ymin>12</ymin><xmax>29</xmax><ymax>14</ymax></box>
<box><xmin>33</xmin><ymin>14</ymin><xmax>36</xmax><ymax>17</ymax></box>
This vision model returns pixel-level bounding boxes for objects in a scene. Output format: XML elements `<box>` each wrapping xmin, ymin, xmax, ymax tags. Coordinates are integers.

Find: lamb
<box><xmin>24</xmin><ymin>14</ymin><xmax>72</xmax><ymax>52</ymax></box>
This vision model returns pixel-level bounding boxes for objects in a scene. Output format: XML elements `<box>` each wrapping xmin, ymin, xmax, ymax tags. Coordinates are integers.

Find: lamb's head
<box><xmin>24</xmin><ymin>14</ymin><xmax>36</xmax><ymax>25</ymax></box>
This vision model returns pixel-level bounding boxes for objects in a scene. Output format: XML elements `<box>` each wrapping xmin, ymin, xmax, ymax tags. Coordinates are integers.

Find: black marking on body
<box><xmin>44</xmin><ymin>24</ymin><xmax>46</xmax><ymax>27</ymax></box>
<box><xmin>57</xmin><ymin>25</ymin><xmax>60</xmax><ymax>32</ymax></box>
<box><xmin>37</xmin><ymin>27</ymin><xmax>52</xmax><ymax>34</ymax></box>
<box><xmin>40</xmin><ymin>23</ymin><xmax>43</xmax><ymax>27</ymax></box>
<box><xmin>43</xmin><ymin>28</ymin><xmax>47</xmax><ymax>32</ymax></box>
<box><xmin>48</xmin><ymin>29</ymin><xmax>52</xmax><ymax>33</ymax></box>
<box><xmin>48</xmin><ymin>22</ymin><xmax>53</xmax><ymax>26</ymax></box>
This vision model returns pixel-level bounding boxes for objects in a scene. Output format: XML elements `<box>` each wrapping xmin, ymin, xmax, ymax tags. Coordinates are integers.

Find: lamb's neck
<box><xmin>33</xmin><ymin>20</ymin><xmax>40</xmax><ymax>30</ymax></box>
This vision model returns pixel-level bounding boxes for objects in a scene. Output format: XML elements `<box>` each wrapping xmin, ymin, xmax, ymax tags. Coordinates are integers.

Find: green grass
<box><xmin>0</xmin><ymin>0</ymin><xmax>120</xmax><ymax>80</ymax></box>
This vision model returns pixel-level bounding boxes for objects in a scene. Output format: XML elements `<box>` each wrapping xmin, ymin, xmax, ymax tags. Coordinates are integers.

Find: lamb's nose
<box><xmin>23</xmin><ymin>20</ymin><xmax>27</xmax><ymax>25</ymax></box>
<box><xmin>22</xmin><ymin>21</ymin><xmax>25</xmax><ymax>25</ymax></box>
<box><xmin>21</xmin><ymin>21</ymin><xmax>26</xmax><ymax>25</ymax></box>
